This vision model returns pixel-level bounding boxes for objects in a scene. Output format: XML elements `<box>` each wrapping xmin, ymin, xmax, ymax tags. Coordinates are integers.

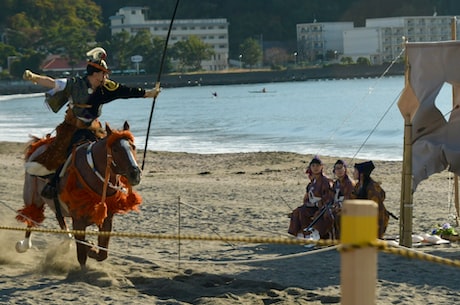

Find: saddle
<box><xmin>25</xmin><ymin>119</ymin><xmax>105</xmax><ymax>177</ymax></box>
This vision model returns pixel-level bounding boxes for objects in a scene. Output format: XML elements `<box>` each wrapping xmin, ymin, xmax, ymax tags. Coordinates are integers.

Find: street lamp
<box><xmin>294</xmin><ymin>52</ymin><xmax>298</xmax><ymax>66</ymax></box>
<box><xmin>239</xmin><ymin>54</ymin><xmax>243</xmax><ymax>69</ymax></box>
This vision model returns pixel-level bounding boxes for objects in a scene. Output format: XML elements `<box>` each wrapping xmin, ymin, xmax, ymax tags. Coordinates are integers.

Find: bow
<box><xmin>142</xmin><ymin>0</ymin><xmax>180</xmax><ymax>170</ymax></box>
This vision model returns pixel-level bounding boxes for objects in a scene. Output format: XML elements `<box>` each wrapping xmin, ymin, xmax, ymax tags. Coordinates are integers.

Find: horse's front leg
<box><xmin>88</xmin><ymin>214</ymin><xmax>113</xmax><ymax>262</ymax></box>
<box><xmin>72</xmin><ymin>219</ymin><xmax>89</xmax><ymax>269</ymax></box>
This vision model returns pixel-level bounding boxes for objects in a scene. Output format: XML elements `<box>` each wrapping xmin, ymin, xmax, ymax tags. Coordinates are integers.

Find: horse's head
<box><xmin>106</xmin><ymin>121</ymin><xmax>141</xmax><ymax>186</ymax></box>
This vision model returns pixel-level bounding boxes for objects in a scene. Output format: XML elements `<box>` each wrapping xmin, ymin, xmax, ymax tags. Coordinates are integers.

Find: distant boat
<box><xmin>248</xmin><ymin>88</ymin><xmax>275</xmax><ymax>93</ymax></box>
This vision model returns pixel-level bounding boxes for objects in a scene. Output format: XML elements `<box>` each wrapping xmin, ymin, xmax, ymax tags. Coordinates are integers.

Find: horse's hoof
<box><xmin>16</xmin><ymin>239</ymin><xmax>32</xmax><ymax>253</ymax></box>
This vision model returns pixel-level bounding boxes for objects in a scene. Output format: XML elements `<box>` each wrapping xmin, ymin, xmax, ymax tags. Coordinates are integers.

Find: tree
<box><xmin>1</xmin><ymin>0</ymin><xmax>103</xmax><ymax>74</ymax></box>
<box><xmin>341</xmin><ymin>56</ymin><xmax>354</xmax><ymax>65</ymax></box>
<box><xmin>171</xmin><ymin>35</ymin><xmax>215</xmax><ymax>72</ymax></box>
<box><xmin>239</xmin><ymin>38</ymin><xmax>262</xmax><ymax>68</ymax></box>
<box><xmin>145</xmin><ymin>36</ymin><xmax>172</xmax><ymax>75</ymax></box>
<box><xmin>0</xmin><ymin>43</ymin><xmax>17</xmax><ymax>70</ymax></box>
<box><xmin>356</xmin><ymin>57</ymin><xmax>371</xmax><ymax>65</ymax></box>
<box><xmin>109</xmin><ymin>31</ymin><xmax>131</xmax><ymax>71</ymax></box>
<box><xmin>264</xmin><ymin>47</ymin><xmax>289</xmax><ymax>68</ymax></box>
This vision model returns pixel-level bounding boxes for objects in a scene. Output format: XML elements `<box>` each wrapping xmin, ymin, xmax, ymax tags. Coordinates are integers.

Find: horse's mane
<box><xmin>24</xmin><ymin>135</ymin><xmax>54</xmax><ymax>160</ymax></box>
<box><xmin>106</xmin><ymin>129</ymin><xmax>135</xmax><ymax>147</ymax></box>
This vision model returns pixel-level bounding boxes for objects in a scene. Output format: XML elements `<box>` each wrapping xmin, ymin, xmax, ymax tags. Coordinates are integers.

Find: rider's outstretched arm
<box><xmin>23</xmin><ymin>70</ymin><xmax>56</xmax><ymax>89</ymax></box>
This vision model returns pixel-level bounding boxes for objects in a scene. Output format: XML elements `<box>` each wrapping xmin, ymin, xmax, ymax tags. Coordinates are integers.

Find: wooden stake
<box><xmin>341</xmin><ymin>199</ymin><xmax>378</xmax><ymax>305</ymax></box>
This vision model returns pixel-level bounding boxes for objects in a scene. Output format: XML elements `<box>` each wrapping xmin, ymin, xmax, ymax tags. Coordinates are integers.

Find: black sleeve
<box><xmin>100</xmin><ymin>79</ymin><xmax>146</xmax><ymax>103</ymax></box>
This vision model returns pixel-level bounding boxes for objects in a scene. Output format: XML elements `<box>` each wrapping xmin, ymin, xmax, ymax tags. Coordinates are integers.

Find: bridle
<box><xmin>85</xmin><ymin>141</ymin><xmax>126</xmax><ymax>193</ymax></box>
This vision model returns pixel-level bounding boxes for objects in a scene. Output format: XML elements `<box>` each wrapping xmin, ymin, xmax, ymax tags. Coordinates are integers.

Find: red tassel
<box><xmin>16</xmin><ymin>204</ymin><xmax>45</xmax><ymax>227</ymax></box>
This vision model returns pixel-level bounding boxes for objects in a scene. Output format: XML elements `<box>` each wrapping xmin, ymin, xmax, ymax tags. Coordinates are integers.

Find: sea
<box><xmin>0</xmin><ymin>76</ymin><xmax>454</xmax><ymax>161</ymax></box>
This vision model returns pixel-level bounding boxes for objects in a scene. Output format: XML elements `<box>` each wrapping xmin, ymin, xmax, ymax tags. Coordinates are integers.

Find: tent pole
<box><xmin>400</xmin><ymin>38</ymin><xmax>413</xmax><ymax>247</ymax></box>
<box><xmin>400</xmin><ymin>114</ymin><xmax>413</xmax><ymax>247</ymax></box>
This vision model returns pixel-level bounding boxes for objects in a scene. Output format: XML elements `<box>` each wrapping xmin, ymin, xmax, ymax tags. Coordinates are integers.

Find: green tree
<box><xmin>109</xmin><ymin>31</ymin><xmax>131</xmax><ymax>71</ymax></box>
<box><xmin>0</xmin><ymin>43</ymin><xmax>17</xmax><ymax>70</ymax></box>
<box><xmin>127</xmin><ymin>30</ymin><xmax>154</xmax><ymax>72</ymax></box>
<box><xmin>356</xmin><ymin>57</ymin><xmax>371</xmax><ymax>65</ymax></box>
<box><xmin>145</xmin><ymin>36</ymin><xmax>172</xmax><ymax>75</ymax></box>
<box><xmin>171</xmin><ymin>35</ymin><xmax>215</xmax><ymax>72</ymax></box>
<box><xmin>340</xmin><ymin>56</ymin><xmax>354</xmax><ymax>65</ymax></box>
<box><xmin>239</xmin><ymin>38</ymin><xmax>262</xmax><ymax>68</ymax></box>
<box><xmin>2</xmin><ymin>0</ymin><xmax>103</xmax><ymax>74</ymax></box>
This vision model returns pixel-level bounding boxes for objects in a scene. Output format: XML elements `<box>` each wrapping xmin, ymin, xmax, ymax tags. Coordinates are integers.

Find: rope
<box><xmin>351</xmin><ymin>89</ymin><xmax>403</xmax><ymax>162</ymax></box>
<box><xmin>316</xmin><ymin>47</ymin><xmax>406</xmax><ymax>160</ymax></box>
<box><xmin>141</xmin><ymin>0</ymin><xmax>180</xmax><ymax>171</ymax></box>
<box><xmin>0</xmin><ymin>225</ymin><xmax>337</xmax><ymax>246</ymax></box>
<box><xmin>1</xmin><ymin>217</ymin><xmax>459</xmax><ymax>268</ymax></box>
<box><xmin>338</xmin><ymin>239</ymin><xmax>460</xmax><ymax>268</ymax></box>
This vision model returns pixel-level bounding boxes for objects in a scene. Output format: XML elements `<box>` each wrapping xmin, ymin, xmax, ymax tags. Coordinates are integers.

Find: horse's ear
<box><xmin>123</xmin><ymin>121</ymin><xmax>130</xmax><ymax>131</ymax></box>
<box><xmin>105</xmin><ymin>122</ymin><xmax>113</xmax><ymax>136</ymax></box>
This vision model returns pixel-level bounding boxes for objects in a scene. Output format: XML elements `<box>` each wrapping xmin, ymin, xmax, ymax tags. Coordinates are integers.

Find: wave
<box><xmin>0</xmin><ymin>93</ymin><xmax>43</xmax><ymax>102</ymax></box>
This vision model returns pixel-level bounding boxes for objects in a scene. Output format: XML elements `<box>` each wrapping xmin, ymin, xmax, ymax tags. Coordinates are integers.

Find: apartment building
<box><xmin>110</xmin><ymin>7</ymin><xmax>229</xmax><ymax>71</ymax></box>
<box><xmin>296</xmin><ymin>22</ymin><xmax>354</xmax><ymax>63</ymax></box>
<box><xmin>298</xmin><ymin>16</ymin><xmax>459</xmax><ymax>65</ymax></box>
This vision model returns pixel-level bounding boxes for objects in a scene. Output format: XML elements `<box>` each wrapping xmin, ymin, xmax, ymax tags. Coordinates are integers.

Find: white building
<box><xmin>298</xmin><ymin>16</ymin><xmax>459</xmax><ymax>65</ymax></box>
<box><xmin>296</xmin><ymin>22</ymin><xmax>354</xmax><ymax>62</ymax></box>
<box><xmin>110</xmin><ymin>7</ymin><xmax>229</xmax><ymax>71</ymax></box>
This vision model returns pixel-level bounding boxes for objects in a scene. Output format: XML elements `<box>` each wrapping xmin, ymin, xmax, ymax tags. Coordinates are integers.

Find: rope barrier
<box><xmin>0</xmin><ymin>225</ymin><xmax>337</xmax><ymax>247</ymax></box>
<box><xmin>1</xmin><ymin>224</ymin><xmax>459</xmax><ymax>268</ymax></box>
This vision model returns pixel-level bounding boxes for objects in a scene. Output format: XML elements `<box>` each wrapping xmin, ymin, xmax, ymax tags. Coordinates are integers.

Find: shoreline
<box><xmin>0</xmin><ymin>63</ymin><xmax>404</xmax><ymax>95</ymax></box>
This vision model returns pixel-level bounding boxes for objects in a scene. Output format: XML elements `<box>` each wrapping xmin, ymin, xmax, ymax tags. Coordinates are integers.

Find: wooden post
<box><xmin>341</xmin><ymin>199</ymin><xmax>378</xmax><ymax>305</ymax></box>
<box><xmin>400</xmin><ymin>116</ymin><xmax>413</xmax><ymax>247</ymax></box>
<box><xmin>452</xmin><ymin>17</ymin><xmax>460</xmax><ymax>227</ymax></box>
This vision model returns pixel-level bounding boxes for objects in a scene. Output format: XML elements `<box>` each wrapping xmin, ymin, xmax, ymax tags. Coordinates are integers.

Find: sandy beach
<box><xmin>0</xmin><ymin>141</ymin><xmax>459</xmax><ymax>304</ymax></box>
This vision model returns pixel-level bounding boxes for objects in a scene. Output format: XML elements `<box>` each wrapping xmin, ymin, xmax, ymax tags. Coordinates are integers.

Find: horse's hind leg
<box><xmin>15</xmin><ymin>227</ymin><xmax>33</xmax><ymax>253</ymax></box>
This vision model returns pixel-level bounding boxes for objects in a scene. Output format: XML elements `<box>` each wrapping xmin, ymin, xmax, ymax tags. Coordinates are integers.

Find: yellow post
<box><xmin>341</xmin><ymin>199</ymin><xmax>378</xmax><ymax>305</ymax></box>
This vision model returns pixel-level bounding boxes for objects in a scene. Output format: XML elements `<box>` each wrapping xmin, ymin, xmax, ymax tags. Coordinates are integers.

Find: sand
<box><xmin>0</xmin><ymin>141</ymin><xmax>459</xmax><ymax>304</ymax></box>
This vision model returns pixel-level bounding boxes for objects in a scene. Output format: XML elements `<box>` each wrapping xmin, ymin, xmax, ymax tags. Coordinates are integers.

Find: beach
<box><xmin>0</xmin><ymin>141</ymin><xmax>459</xmax><ymax>304</ymax></box>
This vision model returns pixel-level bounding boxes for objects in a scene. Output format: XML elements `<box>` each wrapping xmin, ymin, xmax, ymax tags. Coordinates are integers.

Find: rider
<box><xmin>23</xmin><ymin>47</ymin><xmax>161</xmax><ymax>198</ymax></box>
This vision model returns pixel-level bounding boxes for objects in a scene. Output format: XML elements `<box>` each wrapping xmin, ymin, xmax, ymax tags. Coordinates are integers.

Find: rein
<box><xmin>86</xmin><ymin>142</ymin><xmax>126</xmax><ymax>193</ymax></box>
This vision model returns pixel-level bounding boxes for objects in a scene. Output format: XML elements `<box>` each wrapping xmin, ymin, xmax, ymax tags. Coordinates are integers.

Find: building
<box><xmin>110</xmin><ymin>7</ymin><xmax>229</xmax><ymax>71</ymax></box>
<box><xmin>41</xmin><ymin>55</ymin><xmax>87</xmax><ymax>76</ymax></box>
<box><xmin>296</xmin><ymin>22</ymin><xmax>354</xmax><ymax>62</ymax></box>
<box><xmin>298</xmin><ymin>16</ymin><xmax>459</xmax><ymax>65</ymax></box>
<box><xmin>345</xmin><ymin>16</ymin><xmax>456</xmax><ymax>64</ymax></box>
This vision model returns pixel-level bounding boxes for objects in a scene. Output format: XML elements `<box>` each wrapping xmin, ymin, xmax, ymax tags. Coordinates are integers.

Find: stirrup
<box><xmin>41</xmin><ymin>183</ymin><xmax>57</xmax><ymax>199</ymax></box>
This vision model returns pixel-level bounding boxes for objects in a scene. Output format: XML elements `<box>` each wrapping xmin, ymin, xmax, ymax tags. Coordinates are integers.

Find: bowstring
<box><xmin>141</xmin><ymin>0</ymin><xmax>180</xmax><ymax>171</ymax></box>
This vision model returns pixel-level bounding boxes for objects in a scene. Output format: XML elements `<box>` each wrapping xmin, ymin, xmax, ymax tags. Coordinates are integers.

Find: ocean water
<box><xmin>0</xmin><ymin>76</ymin><xmax>454</xmax><ymax>161</ymax></box>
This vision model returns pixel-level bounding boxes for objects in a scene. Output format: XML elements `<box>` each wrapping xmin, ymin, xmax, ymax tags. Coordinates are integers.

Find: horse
<box><xmin>16</xmin><ymin>121</ymin><xmax>142</xmax><ymax>269</ymax></box>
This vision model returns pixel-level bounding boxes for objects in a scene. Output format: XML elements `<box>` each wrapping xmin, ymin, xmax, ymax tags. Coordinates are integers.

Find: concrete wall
<box><xmin>0</xmin><ymin>64</ymin><xmax>404</xmax><ymax>95</ymax></box>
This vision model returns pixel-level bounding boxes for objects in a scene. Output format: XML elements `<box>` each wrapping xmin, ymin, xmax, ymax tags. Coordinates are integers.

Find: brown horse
<box><xmin>16</xmin><ymin>121</ymin><xmax>142</xmax><ymax>269</ymax></box>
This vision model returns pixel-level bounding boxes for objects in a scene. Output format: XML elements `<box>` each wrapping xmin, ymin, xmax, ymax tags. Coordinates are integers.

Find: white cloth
<box><xmin>397</xmin><ymin>40</ymin><xmax>460</xmax><ymax>190</ymax></box>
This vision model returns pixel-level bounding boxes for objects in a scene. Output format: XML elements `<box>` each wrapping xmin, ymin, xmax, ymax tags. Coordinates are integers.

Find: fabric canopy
<box><xmin>397</xmin><ymin>40</ymin><xmax>460</xmax><ymax>190</ymax></box>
